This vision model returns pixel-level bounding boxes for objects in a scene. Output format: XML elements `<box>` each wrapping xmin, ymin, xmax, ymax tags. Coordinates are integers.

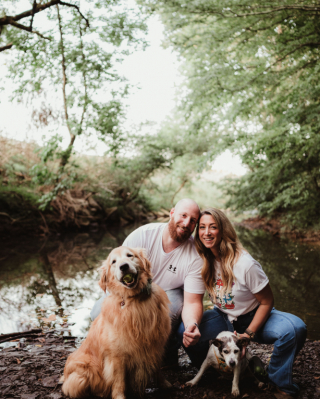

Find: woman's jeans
<box><xmin>178</xmin><ymin>306</ymin><xmax>307</xmax><ymax>396</ymax></box>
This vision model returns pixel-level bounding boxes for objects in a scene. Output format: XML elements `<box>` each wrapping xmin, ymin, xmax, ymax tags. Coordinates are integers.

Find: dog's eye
<box><xmin>223</xmin><ymin>350</ymin><xmax>229</xmax><ymax>354</ymax></box>
<box><xmin>127</xmin><ymin>254</ymin><xmax>133</xmax><ymax>257</ymax></box>
<box><xmin>234</xmin><ymin>349</ymin><xmax>239</xmax><ymax>353</ymax></box>
<box><xmin>112</xmin><ymin>259</ymin><xmax>116</xmax><ymax>264</ymax></box>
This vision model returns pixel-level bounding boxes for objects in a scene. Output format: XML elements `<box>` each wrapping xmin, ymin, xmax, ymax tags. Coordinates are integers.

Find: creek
<box><xmin>0</xmin><ymin>223</ymin><xmax>319</xmax><ymax>339</ymax></box>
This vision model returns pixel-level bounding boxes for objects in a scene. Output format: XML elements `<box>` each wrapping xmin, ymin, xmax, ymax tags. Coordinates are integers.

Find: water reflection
<box><xmin>236</xmin><ymin>226</ymin><xmax>320</xmax><ymax>339</ymax></box>
<box><xmin>0</xmin><ymin>224</ymin><xmax>319</xmax><ymax>339</ymax></box>
<box><xmin>0</xmin><ymin>225</ymin><xmax>137</xmax><ymax>337</ymax></box>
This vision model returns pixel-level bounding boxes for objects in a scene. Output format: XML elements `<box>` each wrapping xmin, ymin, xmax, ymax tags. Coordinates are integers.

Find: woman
<box><xmin>182</xmin><ymin>208</ymin><xmax>307</xmax><ymax>396</ymax></box>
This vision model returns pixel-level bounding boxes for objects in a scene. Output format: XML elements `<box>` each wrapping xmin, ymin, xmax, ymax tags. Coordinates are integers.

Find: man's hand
<box><xmin>183</xmin><ymin>323</ymin><xmax>201</xmax><ymax>347</ymax></box>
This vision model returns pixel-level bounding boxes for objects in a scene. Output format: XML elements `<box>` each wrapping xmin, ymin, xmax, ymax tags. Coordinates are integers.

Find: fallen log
<box><xmin>0</xmin><ymin>328</ymin><xmax>43</xmax><ymax>344</ymax></box>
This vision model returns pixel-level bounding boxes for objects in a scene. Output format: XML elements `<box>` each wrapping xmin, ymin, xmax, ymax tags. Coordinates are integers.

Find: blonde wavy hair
<box><xmin>195</xmin><ymin>208</ymin><xmax>244</xmax><ymax>301</ymax></box>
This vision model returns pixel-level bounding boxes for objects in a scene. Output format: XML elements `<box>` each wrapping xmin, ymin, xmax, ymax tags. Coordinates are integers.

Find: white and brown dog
<box><xmin>186</xmin><ymin>331</ymin><xmax>250</xmax><ymax>397</ymax></box>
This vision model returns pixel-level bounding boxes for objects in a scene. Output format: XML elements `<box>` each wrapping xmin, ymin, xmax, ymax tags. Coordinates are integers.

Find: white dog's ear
<box><xmin>98</xmin><ymin>260</ymin><xmax>109</xmax><ymax>292</ymax></box>
<box><xmin>134</xmin><ymin>248</ymin><xmax>151</xmax><ymax>273</ymax></box>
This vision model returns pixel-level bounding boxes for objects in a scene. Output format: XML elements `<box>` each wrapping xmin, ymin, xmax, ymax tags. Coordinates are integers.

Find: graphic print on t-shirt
<box><xmin>167</xmin><ymin>264</ymin><xmax>177</xmax><ymax>274</ymax></box>
<box><xmin>213</xmin><ymin>276</ymin><xmax>235</xmax><ymax>310</ymax></box>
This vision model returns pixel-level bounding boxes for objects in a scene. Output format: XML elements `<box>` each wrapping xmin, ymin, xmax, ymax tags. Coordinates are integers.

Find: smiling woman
<box><xmin>182</xmin><ymin>207</ymin><xmax>308</xmax><ymax>396</ymax></box>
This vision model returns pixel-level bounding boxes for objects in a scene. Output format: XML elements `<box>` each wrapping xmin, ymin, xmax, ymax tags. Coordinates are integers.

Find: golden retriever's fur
<box><xmin>62</xmin><ymin>246</ymin><xmax>171</xmax><ymax>399</ymax></box>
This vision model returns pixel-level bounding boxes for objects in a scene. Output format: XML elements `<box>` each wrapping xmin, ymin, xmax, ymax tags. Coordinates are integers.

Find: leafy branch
<box><xmin>0</xmin><ymin>0</ymin><xmax>89</xmax><ymax>52</ymax></box>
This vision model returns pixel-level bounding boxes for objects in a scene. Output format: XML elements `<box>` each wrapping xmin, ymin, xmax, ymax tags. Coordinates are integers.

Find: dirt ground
<box><xmin>0</xmin><ymin>329</ymin><xmax>319</xmax><ymax>399</ymax></box>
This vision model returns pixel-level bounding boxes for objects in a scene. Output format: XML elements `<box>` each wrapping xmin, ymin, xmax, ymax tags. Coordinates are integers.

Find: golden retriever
<box><xmin>61</xmin><ymin>246</ymin><xmax>171</xmax><ymax>399</ymax></box>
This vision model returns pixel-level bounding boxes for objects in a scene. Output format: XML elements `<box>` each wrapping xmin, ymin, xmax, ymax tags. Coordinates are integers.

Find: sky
<box><xmin>0</xmin><ymin>3</ymin><xmax>246</xmax><ymax>176</ymax></box>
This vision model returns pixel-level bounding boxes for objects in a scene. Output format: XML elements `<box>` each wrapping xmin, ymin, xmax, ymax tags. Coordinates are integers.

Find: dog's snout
<box><xmin>119</xmin><ymin>263</ymin><xmax>129</xmax><ymax>272</ymax></box>
<box><xmin>229</xmin><ymin>359</ymin><xmax>236</xmax><ymax>367</ymax></box>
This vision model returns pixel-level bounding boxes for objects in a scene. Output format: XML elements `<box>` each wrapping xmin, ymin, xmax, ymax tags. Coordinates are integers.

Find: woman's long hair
<box><xmin>195</xmin><ymin>208</ymin><xmax>244</xmax><ymax>301</ymax></box>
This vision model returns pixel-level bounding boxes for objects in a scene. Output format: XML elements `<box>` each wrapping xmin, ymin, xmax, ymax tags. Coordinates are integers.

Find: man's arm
<box><xmin>122</xmin><ymin>226</ymin><xmax>145</xmax><ymax>248</ymax></box>
<box><xmin>181</xmin><ymin>292</ymin><xmax>203</xmax><ymax>348</ymax></box>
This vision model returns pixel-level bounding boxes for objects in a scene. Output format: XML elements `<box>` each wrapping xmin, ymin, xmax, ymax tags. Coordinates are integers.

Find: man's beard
<box><xmin>168</xmin><ymin>218</ymin><xmax>192</xmax><ymax>243</ymax></box>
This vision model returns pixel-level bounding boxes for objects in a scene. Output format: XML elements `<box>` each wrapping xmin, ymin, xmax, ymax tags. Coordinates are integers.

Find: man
<box><xmin>90</xmin><ymin>198</ymin><xmax>205</xmax><ymax>355</ymax></box>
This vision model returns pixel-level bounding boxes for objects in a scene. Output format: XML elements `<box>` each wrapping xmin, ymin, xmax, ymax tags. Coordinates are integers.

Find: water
<box><xmin>0</xmin><ymin>224</ymin><xmax>319</xmax><ymax>339</ymax></box>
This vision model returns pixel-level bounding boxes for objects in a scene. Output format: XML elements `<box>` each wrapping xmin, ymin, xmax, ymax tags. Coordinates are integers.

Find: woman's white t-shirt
<box><xmin>210</xmin><ymin>252</ymin><xmax>269</xmax><ymax>322</ymax></box>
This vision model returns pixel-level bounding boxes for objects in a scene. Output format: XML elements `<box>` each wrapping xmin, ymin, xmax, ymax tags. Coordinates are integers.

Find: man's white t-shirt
<box><xmin>123</xmin><ymin>223</ymin><xmax>205</xmax><ymax>294</ymax></box>
<box><xmin>211</xmin><ymin>252</ymin><xmax>269</xmax><ymax>322</ymax></box>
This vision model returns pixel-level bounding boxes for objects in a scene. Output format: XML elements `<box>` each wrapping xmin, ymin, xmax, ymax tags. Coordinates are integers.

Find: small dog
<box><xmin>186</xmin><ymin>331</ymin><xmax>250</xmax><ymax>397</ymax></box>
<box><xmin>61</xmin><ymin>246</ymin><xmax>172</xmax><ymax>399</ymax></box>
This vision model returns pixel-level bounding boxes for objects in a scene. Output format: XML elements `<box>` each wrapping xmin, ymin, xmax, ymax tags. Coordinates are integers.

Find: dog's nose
<box><xmin>119</xmin><ymin>263</ymin><xmax>129</xmax><ymax>272</ymax></box>
<box><xmin>229</xmin><ymin>360</ymin><xmax>235</xmax><ymax>367</ymax></box>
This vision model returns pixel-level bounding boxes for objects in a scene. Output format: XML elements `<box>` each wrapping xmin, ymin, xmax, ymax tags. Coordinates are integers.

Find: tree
<box><xmin>0</xmin><ymin>0</ymin><xmax>89</xmax><ymax>53</ymax></box>
<box><xmin>142</xmin><ymin>0</ymin><xmax>320</xmax><ymax>227</ymax></box>
<box><xmin>1</xmin><ymin>0</ymin><xmax>147</xmax><ymax>207</ymax></box>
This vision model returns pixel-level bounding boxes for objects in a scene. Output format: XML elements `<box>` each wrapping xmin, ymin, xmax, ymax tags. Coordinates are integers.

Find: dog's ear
<box><xmin>98</xmin><ymin>260</ymin><xmax>109</xmax><ymax>293</ymax></box>
<box><xmin>135</xmin><ymin>247</ymin><xmax>151</xmax><ymax>273</ymax></box>
<box><xmin>237</xmin><ymin>337</ymin><xmax>250</xmax><ymax>360</ymax></box>
<box><xmin>237</xmin><ymin>337</ymin><xmax>250</xmax><ymax>348</ymax></box>
<box><xmin>211</xmin><ymin>338</ymin><xmax>223</xmax><ymax>349</ymax></box>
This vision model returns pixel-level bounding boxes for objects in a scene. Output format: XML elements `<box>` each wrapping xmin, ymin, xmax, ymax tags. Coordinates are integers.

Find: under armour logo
<box><xmin>168</xmin><ymin>265</ymin><xmax>177</xmax><ymax>274</ymax></box>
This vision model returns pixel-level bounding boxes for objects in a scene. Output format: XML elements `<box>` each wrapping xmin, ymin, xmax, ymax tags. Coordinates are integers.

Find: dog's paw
<box><xmin>231</xmin><ymin>387</ymin><xmax>240</xmax><ymax>397</ymax></box>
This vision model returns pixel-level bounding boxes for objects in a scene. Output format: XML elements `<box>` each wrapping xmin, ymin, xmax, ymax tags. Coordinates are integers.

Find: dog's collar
<box><xmin>214</xmin><ymin>352</ymin><xmax>233</xmax><ymax>374</ymax></box>
<box><xmin>120</xmin><ymin>278</ymin><xmax>153</xmax><ymax>308</ymax></box>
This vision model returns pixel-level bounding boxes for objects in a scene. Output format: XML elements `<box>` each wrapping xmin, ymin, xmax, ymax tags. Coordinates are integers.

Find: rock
<box><xmin>21</xmin><ymin>394</ymin><xmax>39</xmax><ymax>399</ymax></box>
<box><xmin>42</xmin><ymin>375</ymin><xmax>60</xmax><ymax>387</ymax></box>
<box><xmin>48</xmin><ymin>393</ymin><xmax>63</xmax><ymax>399</ymax></box>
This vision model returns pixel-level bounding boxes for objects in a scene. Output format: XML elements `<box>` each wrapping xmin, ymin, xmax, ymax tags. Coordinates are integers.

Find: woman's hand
<box><xmin>234</xmin><ymin>331</ymin><xmax>250</xmax><ymax>340</ymax></box>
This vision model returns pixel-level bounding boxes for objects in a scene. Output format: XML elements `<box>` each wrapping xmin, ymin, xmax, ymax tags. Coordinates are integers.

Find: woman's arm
<box><xmin>236</xmin><ymin>283</ymin><xmax>274</xmax><ymax>339</ymax></box>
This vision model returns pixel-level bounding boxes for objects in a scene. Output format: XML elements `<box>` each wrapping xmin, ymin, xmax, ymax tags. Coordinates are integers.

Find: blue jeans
<box><xmin>177</xmin><ymin>307</ymin><xmax>307</xmax><ymax>396</ymax></box>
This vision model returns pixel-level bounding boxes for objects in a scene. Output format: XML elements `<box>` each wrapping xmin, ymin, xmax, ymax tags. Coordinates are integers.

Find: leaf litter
<box><xmin>0</xmin><ymin>331</ymin><xmax>319</xmax><ymax>399</ymax></box>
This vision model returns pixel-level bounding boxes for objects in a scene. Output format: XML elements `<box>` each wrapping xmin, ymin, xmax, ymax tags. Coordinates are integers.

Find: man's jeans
<box><xmin>177</xmin><ymin>307</ymin><xmax>307</xmax><ymax>396</ymax></box>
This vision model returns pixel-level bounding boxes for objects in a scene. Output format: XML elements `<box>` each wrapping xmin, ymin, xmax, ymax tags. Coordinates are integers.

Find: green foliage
<box><xmin>28</xmin><ymin>135</ymin><xmax>80</xmax><ymax>209</ymax></box>
<box><xmin>141</xmin><ymin>0</ymin><xmax>320</xmax><ymax>227</ymax></box>
<box><xmin>1</xmin><ymin>0</ymin><xmax>148</xmax><ymax>208</ymax></box>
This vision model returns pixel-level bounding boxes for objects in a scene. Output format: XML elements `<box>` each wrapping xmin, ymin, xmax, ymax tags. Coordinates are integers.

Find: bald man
<box><xmin>90</xmin><ymin>199</ymin><xmax>205</xmax><ymax>361</ymax></box>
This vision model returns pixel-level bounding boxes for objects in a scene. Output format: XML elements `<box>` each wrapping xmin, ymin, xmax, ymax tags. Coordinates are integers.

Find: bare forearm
<box><xmin>182</xmin><ymin>302</ymin><xmax>203</xmax><ymax>329</ymax></box>
<box><xmin>181</xmin><ymin>293</ymin><xmax>203</xmax><ymax>347</ymax></box>
<box><xmin>248</xmin><ymin>302</ymin><xmax>273</xmax><ymax>333</ymax></box>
